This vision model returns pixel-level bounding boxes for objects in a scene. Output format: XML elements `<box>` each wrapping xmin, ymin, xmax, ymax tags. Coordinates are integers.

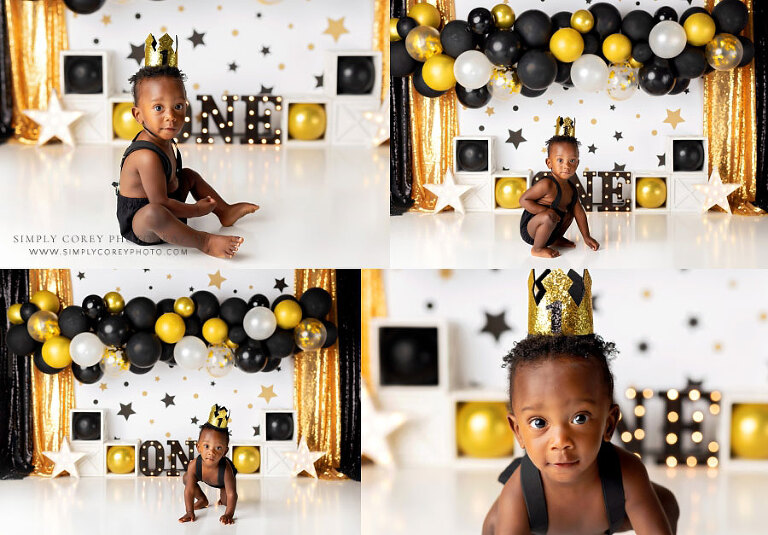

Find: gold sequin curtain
<box><xmin>373</xmin><ymin>0</ymin><xmax>388</xmax><ymax>101</ymax></box>
<box><xmin>361</xmin><ymin>269</ymin><xmax>386</xmax><ymax>389</ymax></box>
<box><xmin>29</xmin><ymin>269</ymin><xmax>74</xmax><ymax>476</ymax></box>
<box><xmin>293</xmin><ymin>269</ymin><xmax>345</xmax><ymax>479</ymax></box>
<box><xmin>409</xmin><ymin>0</ymin><xmax>458</xmax><ymax>211</ymax></box>
<box><xmin>704</xmin><ymin>0</ymin><xmax>763</xmax><ymax>214</ymax></box>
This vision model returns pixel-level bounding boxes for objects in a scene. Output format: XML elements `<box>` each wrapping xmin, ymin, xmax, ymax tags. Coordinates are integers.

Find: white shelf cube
<box><xmin>330</xmin><ymin>99</ymin><xmax>383</xmax><ymax>146</ymax></box>
<box><xmin>281</xmin><ymin>95</ymin><xmax>331</xmax><ymax>147</ymax></box>
<box><xmin>666</xmin><ymin>136</ymin><xmax>708</xmax><ymax>177</ymax></box>
<box><xmin>633</xmin><ymin>172</ymin><xmax>671</xmax><ymax>213</ymax></box>
<box><xmin>61</xmin><ymin>95</ymin><xmax>109</xmax><ymax>144</ymax></box>
<box><xmin>262</xmin><ymin>443</ymin><xmax>297</xmax><ymax>477</ymax></box>
<box><xmin>261</xmin><ymin>409</ymin><xmax>298</xmax><ymax>444</ymax></box>
<box><xmin>60</xmin><ymin>50</ymin><xmax>111</xmax><ymax>98</ymax></box>
<box><xmin>455</xmin><ymin>173</ymin><xmax>493</xmax><ymax>212</ymax></box>
<box><xmin>69</xmin><ymin>408</ymin><xmax>107</xmax><ymax>443</ymax></box>
<box><xmin>452</xmin><ymin>136</ymin><xmax>494</xmax><ymax>176</ymax></box>
<box><xmin>69</xmin><ymin>440</ymin><xmax>105</xmax><ymax>477</ymax></box>
<box><xmin>228</xmin><ymin>441</ymin><xmax>265</xmax><ymax>479</ymax></box>
<box><xmin>324</xmin><ymin>50</ymin><xmax>382</xmax><ymax>100</ymax></box>
<box><xmin>449</xmin><ymin>390</ymin><xmax>516</xmax><ymax>470</ymax></box>
<box><xmin>108</xmin><ymin>94</ymin><xmax>141</xmax><ymax>145</ymax></box>
<box><xmin>104</xmin><ymin>440</ymin><xmax>140</xmax><ymax>478</ymax></box>
<box><xmin>718</xmin><ymin>391</ymin><xmax>768</xmax><ymax>472</ymax></box>
<box><xmin>671</xmin><ymin>175</ymin><xmax>708</xmax><ymax>212</ymax></box>
<box><xmin>491</xmin><ymin>171</ymin><xmax>531</xmax><ymax>213</ymax></box>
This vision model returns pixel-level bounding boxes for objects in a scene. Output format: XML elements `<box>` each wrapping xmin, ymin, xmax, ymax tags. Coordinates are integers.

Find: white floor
<box><xmin>0</xmin><ymin>142</ymin><xmax>388</xmax><ymax>268</ymax></box>
<box><xmin>390</xmin><ymin>211</ymin><xmax>768</xmax><ymax>269</ymax></box>
<box><xmin>0</xmin><ymin>474</ymin><xmax>360</xmax><ymax>534</ymax></box>
<box><xmin>362</xmin><ymin>465</ymin><xmax>768</xmax><ymax>535</ymax></box>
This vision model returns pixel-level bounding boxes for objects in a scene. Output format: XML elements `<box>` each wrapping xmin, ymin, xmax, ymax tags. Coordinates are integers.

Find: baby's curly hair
<box><xmin>198</xmin><ymin>422</ymin><xmax>230</xmax><ymax>444</ymax></box>
<box><xmin>545</xmin><ymin>135</ymin><xmax>581</xmax><ymax>156</ymax></box>
<box><xmin>503</xmin><ymin>334</ymin><xmax>617</xmax><ymax>410</ymax></box>
<box><xmin>128</xmin><ymin>65</ymin><xmax>187</xmax><ymax>104</ymax></box>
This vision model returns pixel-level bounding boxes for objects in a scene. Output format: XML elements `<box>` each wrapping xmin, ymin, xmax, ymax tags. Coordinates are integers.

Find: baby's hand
<box><xmin>220</xmin><ymin>513</ymin><xmax>235</xmax><ymax>525</ymax></box>
<box><xmin>545</xmin><ymin>209</ymin><xmax>560</xmax><ymax>223</ymax></box>
<box><xmin>585</xmin><ymin>236</ymin><xmax>600</xmax><ymax>251</ymax></box>
<box><xmin>195</xmin><ymin>196</ymin><xmax>217</xmax><ymax>216</ymax></box>
<box><xmin>179</xmin><ymin>511</ymin><xmax>196</xmax><ymax>523</ymax></box>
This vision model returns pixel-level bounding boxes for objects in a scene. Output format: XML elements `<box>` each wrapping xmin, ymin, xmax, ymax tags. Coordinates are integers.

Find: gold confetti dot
<box><xmin>142</xmin><ymin>391</ymin><xmax>147</xmax><ymax>396</ymax></box>
<box><xmin>233</xmin><ymin>389</ymin><xmax>238</xmax><ymax>394</ymax></box>
<box><xmin>193</xmin><ymin>393</ymin><xmax>198</xmax><ymax>399</ymax></box>
<box><xmin>248</xmin><ymin>403</ymin><xmax>253</xmax><ymax>409</ymax></box>
<box><xmin>578</xmin><ymin>99</ymin><xmax>584</xmax><ymax>104</ymax></box>
<box><xmin>636</xmin><ymin>114</ymin><xmax>641</xmax><ymax>118</ymax></box>
<box><xmin>183</xmin><ymin>376</ymin><xmax>187</xmax><ymax>381</ymax></box>
<box><xmin>232</xmin><ymin>30</ymin><xmax>239</xmax><ymax>36</ymax></box>
<box><xmin>178</xmin><ymin>6</ymin><xmax>184</xmax><ymax>12</ymax></box>
<box><xmin>308</xmin><ymin>43</ymin><xmax>315</xmax><ymax>50</ymax></box>
<box><xmin>279</xmin><ymin>63</ymin><xmax>285</xmax><ymax>70</ymax></box>
<box><xmin>714</xmin><ymin>342</ymin><xmax>722</xmax><ymax>352</ymax></box>
<box><xmin>288</xmin><ymin>23</ymin><xmax>294</xmax><ymax>29</ymax></box>
<box><xmin>217</xmin><ymin>5</ymin><xmax>222</xmax><ymax>10</ymax></box>
<box><xmin>759</xmin><ymin>312</ymin><xmax>767</xmax><ymax>321</ymax></box>
<box><xmin>628</xmin><ymin>146</ymin><xmax>634</xmax><ymax>152</ymax></box>
<box><xmin>165</xmin><ymin>432</ymin><xmax>171</xmax><ymax>438</ymax></box>
<box><xmin>249</xmin><ymin>285</ymin><xmax>254</xmax><ymax>289</ymax></box>
<box><xmin>652</xmin><ymin>129</ymin><xmax>657</xmax><ymax>136</ymax></box>
<box><xmin>149</xmin><ymin>419</ymin><xmax>154</xmax><ymax>424</ymax></box>
<box><xmin>642</xmin><ymin>289</ymin><xmax>652</xmax><ymax>299</ymax></box>
<box><xmin>591</xmin><ymin>118</ymin><xmax>597</xmax><ymax>125</ymax></box>
<box><xmin>729</xmin><ymin>280</ymin><xmax>737</xmax><ymax>288</ymax></box>
<box><xmin>533</xmin><ymin>116</ymin><xmax>539</xmax><ymax>122</ymax></box>
<box><xmin>160</xmin><ymin>26</ymin><xmax>167</xmax><ymax>33</ymax></box>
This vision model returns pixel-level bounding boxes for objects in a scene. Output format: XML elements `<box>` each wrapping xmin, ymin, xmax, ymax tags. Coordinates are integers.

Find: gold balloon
<box><xmin>422</xmin><ymin>53</ymin><xmax>456</xmax><ymax>91</ymax></box>
<box><xmin>155</xmin><ymin>312</ymin><xmax>186</xmax><ymax>344</ymax></box>
<box><xmin>288</xmin><ymin>103</ymin><xmax>326</xmax><ymax>141</ymax></box>
<box><xmin>571</xmin><ymin>10</ymin><xmax>594</xmax><ymax>33</ymax></box>
<box><xmin>7</xmin><ymin>303</ymin><xmax>23</xmax><ymax>325</ymax></box>
<box><xmin>27</xmin><ymin>310</ymin><xmax>60</xmax><ymax>342</ymax></box>
<box><xmin>225</xmin><ymin>338</ymin><xmax>239</xmax><ymax>350</ymax></box>
<box><xmin>549</xmin><ymin>28</ymin><xmax>584</xmax><ymax>63</ymax></box>
<box><xmin>684</xmin><ymin>13</ymin><xmax>716</xmax><ymax>47</ymax></box>
<box><xmin>636</xmin><ymin>177</ymin><xmax>667</xmax><ymax>209</ymax></box>
<box><xmin>495</xmin><ymin>177</ymin><xmax>527</xmax><ymax>209</ymax></box>
<box><xmin>233</xmin><ymin>446</ymin><xmax>261</xmax><ymax>474</ymax></box>
<box><xmin>491</xmin><ymin>4</ymin><xmax>515</xmax><ymax>29</ymax></box>
<box><xmin>456</xmin><ymin>402</ymin><xmax>515</xmax><ymax>458</ymax></box>
<box><xmin>705</xmin><ymin>33</ymin><xmax>743</xmax><ymax>71</ymax></box>
<box><xmin>275</xmin><ymin>300</ymin><xmax>303</xmax><ymax>330</ymax></box>
<box><xmin>407</xmin><ymin>2</ymin><xmax>441</xmax><ymax>29</ymax></box>
<box><xmin>103</xmin><ymin>291</ymin><xmax>125</xmax><ymax>314</ymax></box>
<box><xmin>602</xmin><ymin>34</ymin><xmax>632</xmax><ymax>64</ymax></box>
<box><xmin>42</xmin><ymin>335</ymin><xmax>72</xmax><ymax>369</ymax></box>
<box><xmin>107</xmin><ymin>446</ymin><xmax>136</xmax><ymax>474</ymax></box>
<box><xmin>174</xmin><ymin>296</ymin><xmax>195</xmax><ymax>318</ymax></box>
<box><xmin>731</xmin><ymin>404</ymin><xmax>768</xmax><ymax>459</ymax></box>
<box><xmin>31</xmin><ymin>290</ymin><xmax>60</xmax><ymax>313</ymax></box>
<box><xmin>628</xmin><ymin>56</ymin><xmax>643</xmax><ymax>69</ymax></box>
<box><xmin>405</xmin><ymin>25</ymin><xmax>442</xmax><ymax>62</ymax></box>
<box><xmin>390</xmin><ymin>18</ymin><xmax>401</xmax><ymax>41</ymax></box>
<box><xmin>112</xmin><ymin>102</ymin><xmax>142</xmax><ymax>141</ymax></box>
<box><xmin>202</xmin><ymin>318</ymin><xmax>228</xmax><ymax>345</ymax></box>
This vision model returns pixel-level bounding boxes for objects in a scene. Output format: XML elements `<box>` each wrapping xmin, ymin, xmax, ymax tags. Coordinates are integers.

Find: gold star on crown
<box><xmin>145</xmin><ymin>33</ymin><xmax>178</xmax><ymax>68</ymax></box>
<box><xmin>528</xmin><ymin>269</ymin><xmax>593</xmax><ymax>336</ymax></box>
<box><xmin>207</xmin><ymin>404</ymin><xmax>230</xmax><ymax>430</ymax></box>
<box><xmin>555</xmin><ymin>116</ymin><xmax>576</xmax><ymax>137</ymax></box>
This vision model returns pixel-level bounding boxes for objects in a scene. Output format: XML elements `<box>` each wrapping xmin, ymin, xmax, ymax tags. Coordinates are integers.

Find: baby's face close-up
<box><xmin>546</xmin><ymin>142</ymin><xmax>580</xmax><ymax>180</ymax></box>
<box><xmin>197</xmin><ymin>429</ymin><xmax>229</xmax><ymax>464</ymax></box>
<box><xmin>133</xmin><ymin>76</ymin><xmax>188</xmax><ymax>142</ymax></box>
<box><xmin>508</xmin><ymin>356</ymin><xmax>618</xmax><ymax>484</ymax></box>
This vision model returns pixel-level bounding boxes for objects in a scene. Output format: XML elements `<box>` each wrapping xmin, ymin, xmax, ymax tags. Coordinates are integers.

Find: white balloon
<box><xmin>649</xmin><ymin>20</ymin><xmax>686</xmax><ymax>59</ymax></box>
<box><xmin>454</xmin><ymin>50</ymin><xmax>494</xmax><ymax>90</ymax></box>
<box><xmin>174</xmin><ymin>336</ymin><xmax>207</xmax><ymax>370</ymax></box>
<box><xmin>571</xmin><ymin>54</ymin><xmax>609</xmax><ymax>93</ymax></box>
<box><xmin>70</xmin><ymin>332</ymin><xmax>105</xmax><ymax>367</ymax></box>
<box><xmin>243</xmin><ymin>306</ymin><xmax>277</xmax><ymax>341</ymax></box>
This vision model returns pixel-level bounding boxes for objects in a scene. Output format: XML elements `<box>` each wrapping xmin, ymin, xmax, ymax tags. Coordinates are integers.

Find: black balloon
<box><xmin>622</xmin><ymin>10</ymin><xmax>654</xmax><ymax>43</ymax></box>
<box><xmin>124</xmin><ymin>297</ymin><xmax>156</xmax><ymax>331</ymax></box>
<box><xmin>589</xmin><ymin>3</ymin><xmax>622</xmax><ymax>38</ymax></box>
<box><xmin>234</xmin><ymin>340</ymin><xmax>268</xmax><ymax>373</ymax></box>
<box><xmin>130</xmin><ymin>363</ymin><xmax>154</xmax><ymax>374</ymax></box>
<box><xmin>582</xmin><ymin>32</ymin><xmax>601</xmax><ymax>56</ymax></box>
<box><xmin>58</xmin><ymin>306</ymin><xmax>90</xmax><ymax>338</ymax></box>
<box><xmin>440</xmin><ymin>20</ymin><xmax>475</xmax><ymax>58</ymax></box>
<box><xmin>668</xmin><ymin>77</ymin><xmax>690</xmax><ymax>95</ymax></box>
<box><xmin>271</xmin><ymin>294</ymin><xmax>299</xmax><ymax>311</ymax></box>
<box><xmin>456</xmin><ymin>141</ymin><xmax>488</xmax><ymax>172</ymax></box>
<box><xmin>639</xmin><ymin>62</ymin><xmax>676</xmax><ymax>96</ymax></box>
<box><xmin>555</xmin><ymin>61</ymin><xmax>572</xmax><ymax>85</ymax></box>
<box><xmin>455</xmin><ymin>83</ymin><xmax>492</xmax><ymax>108</ymax></box>
<box><xmin>262</xmin><ymin>357</ymin><xmax>282</xmax><ymax>373</ymax></box>
<box><xmin>672</xmin><ymin>47</ymin><xmax>708</xmax><ymax>79</ymax></box>
<box><xmin>33</xmin><ymin>348</ymin><xmax>63</xmax><ymax>375</ymax></box>
<box><xmin>514</xmin><ymin>10</ymin><xmax>551</xmax><ymax>49</ymax></box>
<box><xmin>412</xmin><ymin>64</ymin><xmax>446</xmax><ymax>98</ymax></box>
<box><xmin>264</xmin><ymin>329</ymin><xmax>295</xmax><ymax>359</ymax></box>
<box><xmin>157</xmin><ymin>298</ymin><xmax>175</xmax><ymax>315</ymax></box>
<box><xmin>96</xmin><ymin>315</ymin><xmax>129</xmax><ymax>346</ymax></box>
<box><xmin>680</xmin><ymin>7</ymin><xmax>709</xmax><ymax>26</ymax></box>
<box><xmin>484</xmin><ymin>30</ymin><xmax>522</xmax><ymax>67</ymax></box>
<box><xmin>520</xmin><ymin>85</ymin><xmax>548</xmax><ymax>97</ymax></box>
<box><xmin>266</xmin><ymin>413</ymin><xmax>294</xmax><ymax>441</ymax></box>
<box><xmin>551</xmin><ymin>11</ymin><xmax>572</xmax><ymax>31</ymax></box>
<box><xmin>396</xmin><ymin>16</ymin><xmax>418</xmax><ymax>39</ymax></box>
<box><xmin>467</xmin><ymin>7</ymin><xmax>493</xmax><ymax>35</ymax></box>
<box><xmin>125</xmin><ymin>332</ymin><xmax>161</xmax><ymax>368</ymax></box>
<box><xmin>712</xmin><ymin>0</ymin><xmax>748</xmax><ymax>34</ymax></box>
<box><xmin>73</xmin><ymin>412</ymin><xmax>100</xmax><ymax>440</ymax></box>
<box><xmin>229</xmin><ymin>325</ymin><xmax>248</xmax><ymax>345</ymax></box>
<box><xmin>159</xmin><ymin>342</ymin><xmax>175</xmax><ymax>363</ymax></box>
<box><xmin>7</xmin><ymin>324</ymin><xmax>38</xmax><ymax>355</ymax></box>
<box><xmin>72</xmin><ymin>362</ymin><xmax>103</xmax><ymax>384</ymax></box>
<box><xmin>220</xmin><ymin>297</ymin><xmax>248</xmax><ymax>326</ymax></box>
<box><xmin>632</xmin><ymin>42</ymin><xmax>654</xmax><ymax>64</ymax></box>
<box><xmin>191</xmin><ymin>291</ymin><xmax>219</xmax><ymax>322</ymax></box>
<box><xmin>653</xmin><ymin>6</ymin><xmax>678</xmax><ymax>23</ymax></box>
<box><xmin>63</xmin><ymin>0</ymin><xmax>106</xmax><ymax>15</ymax></box>
<box><xmin>738</xmin><ymin>36</ymin><xmax>755</xmax><ymax>67</ymax></box>
<box><xmin>183</xmin><ymin>315</ymin><xmax>201</xmax><ymax>337</ymax></box>
<box><xmin>321</xmin><ymin>320</ymin><xmax>338</xmax><ymax>348</ymax></box>
<box><xmin>673</xmin><ymin>140</ymin><xmax>705</xmax><ymax>171</ymax></box>
<box><xmin>248</xmin><ymin>294</ymin><xmax>270</xmax><ymax>309</ymax></box>
<box><xmin>19</xmin><ymin>302</ymin><xmax>39</xmax><ymax>322</ymax></box>
<box><xmin>517</xmin><ymin>50</ymin><xmax>557</xmax><ymax>91</ymax></box>
<box><xmin>299</xmin><ymin>288</ymin><xmax>332</xmax><ymax>319</ymax></box>
<box><xmin>337</xmin><ymin>56</ymin><xmax>375</xmax><ymax>95</ymax></box>
<box><xmin>64</xmin><ymin>56</ymin><xmax>102</xmax><ymax>94</ymax></box>
<box><xmin>82</xmin><ymin>294</ymin><xmax>106</xmax><ymax>321</ymax></box>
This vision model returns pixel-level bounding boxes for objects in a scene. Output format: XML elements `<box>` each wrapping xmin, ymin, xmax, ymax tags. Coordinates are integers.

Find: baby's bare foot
<box><xmin>219</xmin><ymin>202</ymin><xmax>259</xmax><ymax>227</ymax></box>
<box><xmin>202</xmin><ymin>234</ymin><xmax>244</xmax><ymax>259</ymax></box>
<box><xmin>194</xmin><ymin>496</ymin><xmax>209</xmax><ymax>510</ymax></box>
<box><xmin>552</xmin><ymin>237</ymin><xmax>575</xmax><ymax>248</ymax></box>
<box><xmin>531</xmin><ymin>247</ymin><xmax>560</xmax><ymax>258</ymax></box>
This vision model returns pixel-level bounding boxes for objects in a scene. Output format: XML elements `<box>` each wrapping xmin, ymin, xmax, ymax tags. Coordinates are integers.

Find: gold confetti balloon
<box><xmin>173</xmin><ymin>296</ymin><xmax>195</xmax><ymax>318</ymax></box>
<box><xmin>487</xmin><ymin>68</ymin><xmax>521</xmax><ymax>101</ymax></box>
<box><xmin>112</xmin><ymin>102</ymin><xmax>142</xmax><ymax>141</ymax></box>
<box><xmin>571</xmin><ymin>10</ymin><xmax>594</xmax><ymax>33</ymax></box>
<box><xmin>602</xmin><ymin>34</ymin><xmax>632</xmax><ymax>64</ymax></box>
<box><xmin>705</xmin><ymin>33</ymin><xmax>743</xmax><ymax>71</ymax></box>
<box><xmin>275</xmin><ymin>300</ymin><xmax>303</xmax><ymax>330</ymax></box>
<box><xmin>287</xmin><ymin>103</ymin><xmax>326</xmax><ymax>141</ymax></box>
<box><xmin>550</xmin><ymin>28</ymin><xmax>584</xmax><ymax>63</ymax></box>
<box><xmin>107</xmin><ymin>446</ymin><xmax>135</xmax><ymax>474</ymax></box>
<box><xmin>731</xmin><ymin>404</ymin><xmax>768</xmax><ymax>459</ymax></box>
<box><xmin>101</xmin><ymin>346</ymin><xmax>130</xmax><ymax>377</ymax></box>
<box><xmin>30</xmin><ymin>290</ymin><xmax>60</xmax><ymax>313</ymax></box>
<box><xmin>233</xmin><ymin>446</ymin><xmax>260</xmax><ymax>474</ymax></box>
<box><xmin>294</xmin><ymin>318</ymin><xmax>327</xmax><ymax>352</ymax></box>
<box><xmin>636</xmin><ymin>177</ymin><xmax>667</xmax><ymax>209</ymax></box>
<box><xmin>42</xmin><ymin>335</ymin><xmax>72</xmax><ymax>369</ymax></box>
<box><xmin>206</xmin><ymin>343</ymin><xmax>234</xmax><ymax>378</ymax></box>
<box><xmin>684</xmin><ymin>13</ymin><xmax>716</xmax><ymax>47</ymax></box>
<box><xmin>605</xmin><ymin>63</ymin><xmax>638</xmax><ymax>101</ymax></box>
<box><xmin>390</xmin><ymin>17</ymin><xmax>401</xmax><ymax>41</ymax></box>
<box><xmin>407</xmin><ymin>2</ymin><xmax>441</xmax><ymax>29</ymax></box>
<box><xmin>202</xmin><ymin>318</ymin><xmax>228</xmax><ymax>345</ymax></box>
<box><xmin>422</xmin><ymin>53</ymin><xmax>456</xmax><ymax>91</ymax></box>
<box><xmin>155</xmin><ymin>312</ymin><xmax>186</xmax><ymax>344</ymax></box>
<box><xmin>491</xmin><ymin>4</ymin><xmax>515</xmax><ymax>29</ymax></box>
<box><xmin>27</xmin><ymin>310</ymin><xmax>60</xmax><ymax>342</ymax></box>
<box><xmin>456</xmin><ymin>402</ymin><xmax>515</xmax><ymax>458</ymax></box>
<box><xmin>103</xmin><ymin>291</ymin><xmax>124</xmax><ymax>314</ymax></box>
<box><xmin>495</xmin><ymin>177</ymin><xmax>527</xmax><ymax>209</ymax></box>
<box><xmin>405</xmin><ymin>25</ymin><xmax>442</xmax><ymax>62</ymax></box>
<box><xmin>7</xmin><ymin>303</ymin><xmax>23</xmax><ymax>325</ymax></box>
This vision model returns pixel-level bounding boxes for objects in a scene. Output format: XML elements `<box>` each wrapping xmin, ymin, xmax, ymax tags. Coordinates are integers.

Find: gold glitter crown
<box><xmin>528</xmin><ymin>269</ymin><xmax>593</xmax><ymax>336</ymax></box>
<box><xmin>207</xmin><ymin>404</ymin><xmax>230</xmax><ymax>430</ymax></box>
<box><xmin>555</xmin><ymin>116</ymin><xmax>576</xmax><ymax>137</ymax></box>
<box><xmin>145</xmin><ymin>33</ymin><xmax>178</xmax><ymax>68</ymax></box>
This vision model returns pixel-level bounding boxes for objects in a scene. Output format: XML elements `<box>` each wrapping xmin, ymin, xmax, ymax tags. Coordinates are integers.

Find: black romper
<box><xmin>520</xmin><ymin>176</ymin><xmax>578</xmax><ymax>246</ymax></box>
<box><xmin>497</xmin><ymin>441</ymin><xmax>627</xmax><ymax>535</ymax></box>
<box><xmin>116</xmin><ymin>132</ymin><xmax>190</xmax><ymax>246</ymax></box>
<box><xmin>193</xmin><ymin>454</ymin><xmax>238</xmax><ymax>489</ymax></box>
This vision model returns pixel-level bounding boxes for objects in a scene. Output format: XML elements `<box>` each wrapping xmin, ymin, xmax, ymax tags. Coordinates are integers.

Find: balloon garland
<box><xmin>6</xmin><ymin>288</ymin><xmax>337</xmax><ymax>381</ymax></box>
<box><xmin>391</xmin><ymin>1</ymin><xmax>753</xmax><ymax>103</ymax></box>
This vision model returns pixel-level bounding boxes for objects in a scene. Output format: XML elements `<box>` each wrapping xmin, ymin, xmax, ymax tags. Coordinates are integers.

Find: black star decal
<box><xmin>657</xmin><ymin>154</ymin><xmax>666</xmax><ymax>167</ymax></box>
<box><xmin>638</xmin><ymin>341</ymin><xmax>649</xmax><ymax>353</ymax></box>
<box><xmin>189</xmin><ymin>287</ymin><xmax>194</xmax><ymax>292</ymax></box>
<box><xmin>127</xmin><ymin>42</ymin><xmax>145</xmax><ymax>65</ymax></box>
<box><xmin>261</xmin><ymin>46</ymin><xmax>271</xmax><ymax>56</ymax></box>
<box><xmin>480</xmin><ymin>311</ymin><xmax>512</xmax><ymax>342</ymax></box>
<box><xmin>228</xmin><ymin>61</ymin><xmax>239</xmax><ymax>72</ymax></box>
<box><xmin>609</xmin><ymin>105</ymin><xmax>616</xmax><ymax>111</ymax></box>
<box><xmin>161</xmin><ymin>393</ymin><xmax>176</xmax><ymax>408</ymax></box>
<box><xmin>688</xmin><ymin>317</ymin><xmax>699</xmax><ymax>328</ymax></box>
<box><xmin>592</xmin><ymin>295</ymin><xmax>600</xmax><ymax>314</ymax></box>
<box><xmin>188</xmin><ymin>29</ymin><xmax>206</xmax><ymax>48</ymax></box>
<box><xmin>505</xmin><ymin>128</ymin><xmax>526</xmax><ymax>149</ymax></box>
<box><xmin>118</xmin><ymin>402</ymin><xmax>136</xmax><ymax>421</ymax></box>
<box><xmin>190</xmin><ymin>416</ymin><xmax>199</xmax><ymax>425</ymax></box>
<box><xmin>314</xmin><ymin>74</ymin><xmax>324</xmax><ymax>88</ymax></box>
<box><xmin>77</xmin><ymin>272</ymin><xmax>85</xmax><ymax>280</ymax></box>
<box><xmin>253</xmin><ymin>425</ymin><xmax>260</xmax><ymax>437</ymax></box>
<box><xmin>613</xmin><ymin>163</ymin><xmax>626</xmax><ymax>171</ymax></box>
<box><xmin>588</xmin><ymin>144</ymin><xmax>597</xmax><ymax>154</ymax></box>
<box><xmin>210</xmin><ymin>381</ymin><xmax>216</xmax><ymax>386</ymax></box>
<box><xmin>613</xmin><ymin>131</ymin><xmax>623</xmax><ymax>141</ymax></box>
<box><xmin>274</xmin><ymin>278</ymin><xmax>288</xmax><ymax>292</ymax></box>
<box><xmin>260</xmin><ymin>85</ymin><xmax>273</xmax><ymax>94</ymax></box>
<box><xmin>684</xmin><ymin>88</ymin><xmax>690</xmax><ymax>94</ymax></box>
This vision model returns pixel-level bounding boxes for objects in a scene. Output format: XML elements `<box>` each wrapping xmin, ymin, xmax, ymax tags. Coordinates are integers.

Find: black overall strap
<box><xmin>217</xmin><ymin>456</ymin><xmax>227</xmax><ymax>487</ymax></box>
<box><xmin>520</xmin><ymin>453</ymin><xmax>549</xmax><ymax>535</ymax></box>
<box><xmin>568</xmin><ymin>179</ymin><xmax>579</xmax><ymax>210</ymax></box>
<box><xmin>598</xmin><ymin>442</ymin><xmax>626</xmax><ymax>534</ymax></box>
<box><xmin>195</xmin><ymin>454</ymin><xmax>203</xmax><ymax>481</ymax></box>
<box><xmin>119</xmin><ymin>131</ymin><xmax>181</xmax><ymax>180</ymax></box>
<box><xmin>545</xmin><ymin>175</ymin><xmax>563</xmax><ymax>214</ymax></box>
<box><xmin>497</xmin><ymin>456</ymin><xmax>522</xmax><ymax>485</ymax></box>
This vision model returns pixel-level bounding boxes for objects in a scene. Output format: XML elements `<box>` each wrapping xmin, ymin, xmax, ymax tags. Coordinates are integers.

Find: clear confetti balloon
<box><xmin>27</xmin><ymin>310</ymin><xmax>60</xmax><ymax>342</ymax></box>
<box><xmin>405</xmin><ymin>25</ymin><xmax>442</xmax><ymax>61</ymax></box>
<box><xmin>100</xmin><ymin>346</ymin><xmax>129</xmax><ymax>377</ymax></box>
<box><xmin>487</xmin><ymin>68</ymin><xmax>521</xmax><ymax>101</ymax></box>
<box><xmin>705</xmin><ymin>33</ymin><xmax>743</xmax><ymax>71</ymax></box>
<box><xmin>605</xmin><ymin>63</ymin><xmax>638</xmax><ymax>101</ymax></box>
<box><xmin>206</xmin><ymin>344</ymin><xmax>235</xmax><ymax>378</ymax></box>
<box><xmin>294</xmin><ymin>318</ymin><xmax>327</xmax><ymax>352</ymax></box>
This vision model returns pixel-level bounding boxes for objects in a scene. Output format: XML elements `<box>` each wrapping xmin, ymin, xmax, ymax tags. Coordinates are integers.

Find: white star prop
<box><xmin>42</xmin><ymin>438</ymin><xmax>87</xmax><ymax>478</ymax></box>
<box><xmin>23</xmin><ymin>90</ymin><xmax>83</xmax><ymax>147</ymax></box>
<box><xmin>424</xmin><ymin>169</ymin><xmax>475</xmax><ymax>215</ymax></box>
<box><xmin>361</xmin><ymin>383</ymin><xmax>406</xmax><ymax>467</ymax></box>
<box><xmin>283</xmin><ymin>437</ymin><xmax>325</xmax><ymax>478</ymax></box>
<box><xmin>693</xmin><ymin>169</ymin><xmax>740</xmax><ymax>214</ymax></box>
<box><xmin>362</xmin><ymin>100</ymin><xmax>389</xmax><ymax>146</ymax></box>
